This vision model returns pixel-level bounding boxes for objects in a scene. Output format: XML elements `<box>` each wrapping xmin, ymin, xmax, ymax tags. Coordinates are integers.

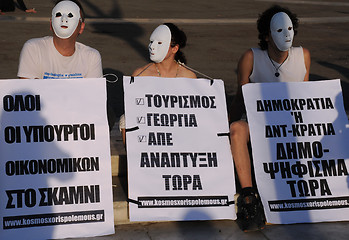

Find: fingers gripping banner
<box><xmin>0</xmin><ymin>78</ymin><xmax>114</xmax><ymax>239</ymax></box>
<box><xmin>243</xmin><ymin>79</ymin><xmax>349</xmax><ymax>224</ymax></box>
<box><xmin>123</xmin><ymin>76</ymin><xmax>236</xmax><ymax>221</ymax></box>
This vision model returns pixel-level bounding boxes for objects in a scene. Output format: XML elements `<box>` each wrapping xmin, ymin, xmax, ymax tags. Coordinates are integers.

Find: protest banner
<box><xmin>0</xmin><ymin>78</ymin><xmax>114</xmax><ymax>239</ymax></box>
<box><xmin>123</xmin><ymin>76</ymin><xmax>236</xmax><ymax>222</ymax></box>
<box><xmin>243</xmin><ymin>79</ymin><xmax>349</xmax><ymax>224</ymax></box>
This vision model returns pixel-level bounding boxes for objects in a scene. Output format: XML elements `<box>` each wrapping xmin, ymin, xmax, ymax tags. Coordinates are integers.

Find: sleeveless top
<box><xmin>249</xmin><ymin>47</ymin><xmax>306</xmax><ymax>83</ymax></box>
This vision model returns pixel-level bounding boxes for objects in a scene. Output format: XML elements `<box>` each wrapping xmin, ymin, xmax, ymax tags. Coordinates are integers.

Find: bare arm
<box><xmin>229</xmin><ymin>49</ymin><xmax>253</xmax><ymax>123</ymax></box>
<box><xmin>303</xmin><ymin>47</ymin><xmax>311</xmax><ymax>81</ymax></box>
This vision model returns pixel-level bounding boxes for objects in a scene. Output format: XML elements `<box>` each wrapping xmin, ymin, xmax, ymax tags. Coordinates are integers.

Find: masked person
<box><xmin>132</xmin><ymin>23</ymin><xmax>196</xmax><ymax>78</ymax></box>
<box><xmin>229</xmin><ymin>5</ymin><xmax>311</xmax><ymax>231</ymax></box>
<box><xmin>119</xmin><ymin>23</ymin><xmax>197</xmax><ymax>145</ymax></box>
<box><xmin>17</xmin><ymin>0</ymin><xmax>102</xmax><ymax>79</ymax></box>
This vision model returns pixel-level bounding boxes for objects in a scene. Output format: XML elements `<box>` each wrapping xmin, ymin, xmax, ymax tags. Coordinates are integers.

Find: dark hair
<box><xmin>163</xmin><ymin>23</ymin><xmax>188</xmax><ymax>64</ymax></box>
<box><xmin>54</xmin><ymin>0</ymin><xmax>85</xmax><ymax>22</ymax></box>
<box><xmin>257</xmin><ymin>5</ymin><xmax>298</xmax><ymax>50</ymax></box>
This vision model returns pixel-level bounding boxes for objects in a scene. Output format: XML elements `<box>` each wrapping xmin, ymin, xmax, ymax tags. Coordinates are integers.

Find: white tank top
<box><xmin>249</xmin><ymin>47</ymin><xmax>306</xmax><ymax>83</ymax></box>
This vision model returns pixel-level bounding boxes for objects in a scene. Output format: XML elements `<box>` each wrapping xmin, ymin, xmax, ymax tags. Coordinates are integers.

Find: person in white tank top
<box><xmin>228</xmin><ymin>5</ymin><xmax>311</xmax><ymax>231</ymax></box>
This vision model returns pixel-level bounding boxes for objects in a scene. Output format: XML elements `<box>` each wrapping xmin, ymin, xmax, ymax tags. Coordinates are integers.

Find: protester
<box><xmin>229</xmin><ymin>5</ymin><xmax>311</xmax><ymax>231</ymax></box>
<box><xmin>120</xmin><ymin>23</ymin><xmax>197</xmax><ymax>144</ymax></box>
<box><xmin>17</xmin><ymin>0</ymin><xmax>102</xmax><ymax>79</ymax></box>
<box><xmin>132</xmin><ymin>23</ymin><xmax>196</xmax><ymax>78</ymax></box>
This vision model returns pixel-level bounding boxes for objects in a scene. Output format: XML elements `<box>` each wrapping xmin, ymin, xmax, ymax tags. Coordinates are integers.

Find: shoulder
<box><xmin>240</xmin><ymin>48</ymin><xmax>254</xmax><ymax>61</ymax></box>
<box><xmin>75</xmin><ymin>42</ymin><xmax>102</xmax><ymax>65</ymax></box>
<box><xmin>23</xmin><ymin>36</ymin><xmax>51</xmax><ymax>48</ymax></box>
<box><xmin>132</xmin><ymin>63</ymin><xmax>154</xmax><ymax>77</ymax></box>
<box><xmin>237</xmin><ymin>49</ymin><xmax>255</xmax><ymax>85</ymax></box>
<box><xmin>238</xmin><ymin>48</ymin><xmax>254</xmax><ymax>69</ymax></box>
<box><xmin>291</xmin><ymin>46</ymin><xmax>311</xmax><ymax>62</ymax></box>
<box><xmin>76</xmin><ymin>42</ymin><xmax>101</xmax><ymax>57</ymax></box>
<box><xmin>291</xmin><ymin>46</ymin><xmax>309</xmax><ymax>55</ymax></box>
<box><xmin>20</xmin><ymin>37</ymin><xmax>52</xmax><ymax>59</ymax></box>
<box><xmin>178</xmin><ymin>65</ymin><xmax>197</xmax><ymax>79</ymax></box>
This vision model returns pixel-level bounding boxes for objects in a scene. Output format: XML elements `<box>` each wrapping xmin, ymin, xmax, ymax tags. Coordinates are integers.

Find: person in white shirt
<box><xmin>18</xmin><ymin>0</ymin><xmax>102</xmax><ymax>79</ymax></box>
<box><xmin>229</xmin><ymin>5</ymin><xmax>311</xmax><ymax>232</ymax></box>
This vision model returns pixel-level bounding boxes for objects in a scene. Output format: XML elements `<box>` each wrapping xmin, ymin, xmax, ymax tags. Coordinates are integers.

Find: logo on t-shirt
<box><xmin>43</xmin><ymin>72</ymin><xmax>83</xmax><ymax>79</ymax></box>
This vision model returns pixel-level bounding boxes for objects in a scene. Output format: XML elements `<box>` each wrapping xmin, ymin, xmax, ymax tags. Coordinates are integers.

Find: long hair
<box><xmin>257</xmin><ymin>5</ymin><xmax>299</xmax><ymax>50</ymax></box>
<box><xmin>163</xmin><ymin>23</ymin><xmax>188</xmax><ymax>64</ymax></box>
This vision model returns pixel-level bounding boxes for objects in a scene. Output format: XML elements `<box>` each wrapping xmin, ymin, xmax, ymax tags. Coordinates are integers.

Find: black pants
<box><xmin>0</xmin><ymin>0</ymin><xmax>28</xmax><ymax>12</ymax></box>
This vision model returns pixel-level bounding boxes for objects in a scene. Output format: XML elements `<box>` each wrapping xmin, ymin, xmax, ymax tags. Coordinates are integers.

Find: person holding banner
<box><xmin>17</xmin><ymin>0</ymin><xmax>102</xmax><ymax>79</ymax></box>
<box><xmin>132</xmin><ymin>23</ymin><xmax>196</xmax><ymax>78</ymax></box>
<box><xmin>229</xmin><ymin>5</ymin><xmax>311</xmax><ymax>231</ymax></box>
<box><xmin>120</xmin><ymin>23</ymin><xmax>197</xmax><ymax>144</ymax></box>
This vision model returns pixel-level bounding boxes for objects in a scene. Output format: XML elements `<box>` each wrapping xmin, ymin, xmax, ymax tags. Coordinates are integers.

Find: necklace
<box><xmin>155</xmin><ymin>64</ymin><xmax>161</xmax><ymax>76</ymax></box>
<box><xmin>268</xmin><ymin>53</ymin><xmax>288</xmax><ymax>77</ymax></box>
<box><xmin>155</xmin><ymin>61</ymin><xmax>179</xmax><ymax>77</ymax></box>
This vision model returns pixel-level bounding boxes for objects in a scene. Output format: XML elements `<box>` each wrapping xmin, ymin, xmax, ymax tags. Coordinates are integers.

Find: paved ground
<box><xmin>1</xmin><ymin>0</ymin><xmax>349</xmax><ymax>239</ymax></box>
<box><xmin>69</xmin><ymin>220</ymin><xmax>349</xmax><ymax>240</ymax></box>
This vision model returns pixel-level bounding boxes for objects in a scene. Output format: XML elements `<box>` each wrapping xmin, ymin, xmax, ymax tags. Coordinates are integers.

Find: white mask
<box><xmin>148</xmin><ymin>25</ymin><xmax>171</xmax><ymax>63</ymax></box>
<box><xmin>270</xmin><ymin>12</ymin><xmax>294</xmax><ymax>51</ymax></box>
<box><xmin>52</xmin><ymin>1</ymin><xmax>81</xmax><ymax>39</ymax></box>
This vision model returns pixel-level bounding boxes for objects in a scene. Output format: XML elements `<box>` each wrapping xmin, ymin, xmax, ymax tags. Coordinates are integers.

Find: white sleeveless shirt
<box><xmin>249</xmin><ymin>47</ymin><xmax>306</xmax><ymax>83</ymax></box>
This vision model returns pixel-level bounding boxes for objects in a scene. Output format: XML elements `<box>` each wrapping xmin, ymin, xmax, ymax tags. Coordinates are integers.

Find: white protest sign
<box><xmin>124</xmin><ymin>76</ymin><xmax>236</xmax><ymax>222</ymax></box>
<box><xmin>0</xmin><ymin>79</ymin><xmax>114</xmax><ymax>239</ymax></box>
<box><xmin>243</xmin><ymin>79</ymin><xmax>349</xmax><ymax>224</ymax></box>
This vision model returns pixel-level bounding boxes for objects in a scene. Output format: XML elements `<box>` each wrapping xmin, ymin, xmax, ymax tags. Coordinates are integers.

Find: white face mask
<box><xmin>148</xmin><ymin>25</ymin><xmax>171</xmax><ymax>63</ymax></box>
<box><xmin>52</xmin><ymin>1</ymin><xmax>81</xmax><ymax>39</ymax></box>
<box><xmin>270</xmin><ymin>12</ymin><xmax>294</xmax><ymax>51</ymax></box>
